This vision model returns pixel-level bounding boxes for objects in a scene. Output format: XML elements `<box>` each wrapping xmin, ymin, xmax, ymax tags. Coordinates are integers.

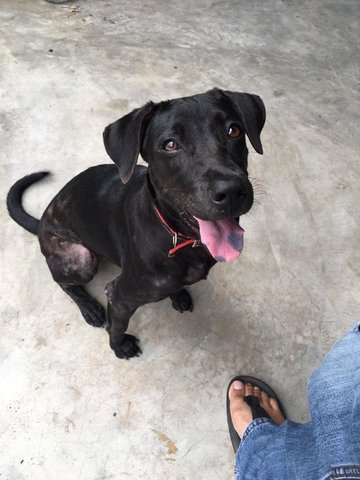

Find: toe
<box><xmin>229</xmin><ymin>381</ymin><xmax>247</xmax><ymax>419</ymax></box>
<box><xmin>229</xmin><ymin>380</ymin><xmax>245</xmax><ymax>401</ymax></box>
<box><xmin>269</xmin><ymin>397</ymin><xmax>281</xmax><ymax>411</ymax></box>
<box><xmin>260</xmin><ymin>392</ymin><xmax>286</xmax><ymax>425</ymax></box>
<box><xmin>245</xmin><ymin>383</ymin><xmax>254</xmax><ymax>396</ymax></box>
<box><xmin>229</xmin><ymin>380</ymin><xmax>254</xmax><ymax>438</ymax></box>
<box><xmin>260</xmin><ymin>390</ymin><xmax>271</xmax><ymax>407</ymax></box>
<box><xmin>253</xmin><ymin>386</ymin><xmax>261</xmax><ymax>398</ymax></box>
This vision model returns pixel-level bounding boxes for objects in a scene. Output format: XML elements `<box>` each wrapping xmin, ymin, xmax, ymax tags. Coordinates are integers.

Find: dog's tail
<box><xmin>6</xmin><ymin>171</ymin><xmax>50</xmax><ymax>235</ymax></box>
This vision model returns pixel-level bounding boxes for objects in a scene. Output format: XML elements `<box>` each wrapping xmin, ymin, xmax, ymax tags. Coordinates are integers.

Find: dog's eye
<box><xmin>163</xmin><ymin>139</ymin><xmax>181</xmax><ymax>151</ymax></box>
<box><xmin>228</xmin><ymin>125</ymin><xmax>241</xmax><ymax>139</ymax></box>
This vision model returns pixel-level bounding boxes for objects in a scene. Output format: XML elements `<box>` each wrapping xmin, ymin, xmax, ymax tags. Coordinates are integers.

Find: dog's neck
<box><xmin>145</xmin><ymin>173</ymin><xmax>198</xmax><ymax>239</ymax></box>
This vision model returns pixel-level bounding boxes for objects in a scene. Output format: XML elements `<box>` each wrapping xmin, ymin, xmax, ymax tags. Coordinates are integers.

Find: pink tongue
<box><xmin>195</xmin><ymin>217</ymin><xmax>244</xmax><ymax>262</ymax></box>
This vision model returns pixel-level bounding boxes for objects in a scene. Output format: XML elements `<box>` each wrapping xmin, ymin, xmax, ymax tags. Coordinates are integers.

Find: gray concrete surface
<box><xmin>1</xmin><ymin>1</ymin><xmax>359</xmax><ymax>479</ymax></box>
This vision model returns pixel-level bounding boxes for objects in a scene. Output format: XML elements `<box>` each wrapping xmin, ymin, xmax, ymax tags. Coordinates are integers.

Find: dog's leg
<box><xmin>105</xmin><ymin>276</ymin><xmax>142</xmax><ymax>359</ymax></box>
<box><xmin>42</xmin><ymin>234</ymin><xmax>106</xmax><ymax>327</ymax></box>
<box><xmin>106</xmin><ymin>302</ymin><xmax>140</xmax><ymax>359</ymax></box>
<box><xmin>170</xmin><ymin>289</ymin><xmax>193</xmax><ymax>313</ymax></box>
<box><xmin>60</xmin><ymin>285</ymin><xmax>106</xmax><ymax>327</ymax></box>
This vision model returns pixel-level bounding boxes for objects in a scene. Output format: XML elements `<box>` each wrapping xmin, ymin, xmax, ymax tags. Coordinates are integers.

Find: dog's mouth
<box><xmin>176</xmin><ymin>205</ymin><xmax>245</xmax><ymax>262</ymax></box>
<box><xmin>194</xmin><ymin>216</ymin><xmax>244</xmax><ymax>262</ymax></box>
<box><xmin>172</xmin><ymin>195</ymin><xmax>247</xmax><ymax>262</ymax></box>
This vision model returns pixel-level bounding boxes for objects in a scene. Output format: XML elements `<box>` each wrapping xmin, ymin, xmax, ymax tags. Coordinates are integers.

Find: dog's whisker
<box><xmin>250</xmin><ymin>176</ymin><xmax>272</xmax><ymax>187</ymax></box>
<box><xmin>253</xmin><ymin>190</ymin><xmax>268</xmax><ymax>197</ymax></box>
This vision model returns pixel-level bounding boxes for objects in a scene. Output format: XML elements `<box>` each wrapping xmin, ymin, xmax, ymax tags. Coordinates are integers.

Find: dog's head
<box><xmin>103</xmin><ymin>88</ymin><xmax>265</xmax><ymax>261</ymax></box>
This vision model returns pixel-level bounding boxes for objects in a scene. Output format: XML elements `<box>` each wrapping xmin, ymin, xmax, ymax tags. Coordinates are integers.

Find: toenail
<box><xmin>233</xmin><ymin>380</ymin><xmax>244</xmax><ymax>391</ymax></box>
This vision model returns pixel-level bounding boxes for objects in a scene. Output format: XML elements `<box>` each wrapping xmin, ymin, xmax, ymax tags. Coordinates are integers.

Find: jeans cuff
<box><xmin>322</xmin><ymin>465</ymin><xmax>360</xmax><ymax>479</ymax></box>
<box><xmin>241</xmin><ymin>416</ymin><xmax>274</xmax><ymax>445</ymax></box>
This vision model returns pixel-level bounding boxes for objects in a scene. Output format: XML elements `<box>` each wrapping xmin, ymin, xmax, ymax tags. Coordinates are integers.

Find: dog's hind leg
<box><xmin>41</xmin><ymin>234</ymin><xmax>106</xmax><ymax>327</ymax></box>
<box><xmin>60</xmin><ymin>285</ymin><xmax>106</xmax><ymax>327</ymax></box>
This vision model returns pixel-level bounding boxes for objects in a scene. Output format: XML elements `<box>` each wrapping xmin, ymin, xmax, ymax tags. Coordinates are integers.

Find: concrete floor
<box><xmin>1</xmin><ymin>0</ymin><xmax>359</xmax><ymax>478</ymax></box>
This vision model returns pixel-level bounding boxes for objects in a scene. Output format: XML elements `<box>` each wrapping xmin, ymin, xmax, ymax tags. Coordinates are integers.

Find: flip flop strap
<box><xmin>244</xmin><ymin>395</ymin><xmax>271</xmax><ymax>420</ymax></box>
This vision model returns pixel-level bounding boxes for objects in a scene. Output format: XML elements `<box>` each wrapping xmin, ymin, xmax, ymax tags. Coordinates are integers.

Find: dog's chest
<box><xmin>182</xmin><ymin>264</ymin><xmax>209</xmax><ymax>284</ymax></box>
<box><xmin>179</xmin><ymin>251</ymin><xmax>215</xmax><ymax>285</ymax></box>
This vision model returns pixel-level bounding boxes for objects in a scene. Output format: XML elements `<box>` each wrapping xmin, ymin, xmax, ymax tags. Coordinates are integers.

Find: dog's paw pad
<box><xmin>170</xmin><ymin>289</ymin><xmax>193</xmax><ymax>313</ymax></box>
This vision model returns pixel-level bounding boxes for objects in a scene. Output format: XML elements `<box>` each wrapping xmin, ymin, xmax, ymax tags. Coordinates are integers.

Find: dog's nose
<box><xmin>212</xmin><ymin>178</ymin><xmax>250</xmax><ymax>214</ymax></box>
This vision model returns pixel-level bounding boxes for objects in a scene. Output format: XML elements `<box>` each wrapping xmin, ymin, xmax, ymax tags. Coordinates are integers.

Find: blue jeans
<box><xmin>234</xmin><ymin>324</ymin><xmax>360</xmax><ymax>480</ymax></box>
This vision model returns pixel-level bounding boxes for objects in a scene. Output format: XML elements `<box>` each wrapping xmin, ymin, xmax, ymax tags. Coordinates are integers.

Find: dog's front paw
<box><xmin>170</xmin><ymin>289</ymin><xmax>193</xmax><ymax>313</ymax></box>
<box><xmin>111</xmin><ymin>334</ymin><xmax>142</xmax><ymax>360</ymax></box>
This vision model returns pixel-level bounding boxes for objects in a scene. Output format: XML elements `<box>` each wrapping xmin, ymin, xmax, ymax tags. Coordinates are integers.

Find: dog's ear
<box><xmin>103</xmin><ymin>102</ymin><xmax>154</xmax><ymax>183</ymax></box>
<box><xmin>223</xmin><ymin>91</ymin><xmax>266</xmax><ymax>154</ymax></box>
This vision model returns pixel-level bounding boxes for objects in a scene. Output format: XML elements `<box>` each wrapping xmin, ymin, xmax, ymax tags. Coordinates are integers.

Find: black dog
<box><xmin>7</xmin><ymin>88</ymin><xmax>265</xmax><ymax>359</ymax></box>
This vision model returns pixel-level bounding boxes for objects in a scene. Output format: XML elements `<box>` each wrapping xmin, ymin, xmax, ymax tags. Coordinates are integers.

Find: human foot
<box><xmin>226</xmin><ymin>375</ymin><xmax>286</xmax><ymax>452</ymax></box>
<box><xmin>229</xmin><ymin>380</ymin><xmax>286</xmax><ymax>438</ymax></box>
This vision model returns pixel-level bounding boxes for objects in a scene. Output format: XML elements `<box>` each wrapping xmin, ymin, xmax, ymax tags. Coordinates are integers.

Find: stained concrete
<box><xmin>1</xmin><ymin>0</ymin><xmax>359</xmax><ymax>478</ymax></box>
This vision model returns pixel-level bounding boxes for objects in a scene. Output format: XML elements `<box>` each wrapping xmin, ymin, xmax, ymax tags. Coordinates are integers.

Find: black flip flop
<box><xmin>226</xmin><ymin>375</ymin><xmax>287</xmax><ymax>452</ymax></box>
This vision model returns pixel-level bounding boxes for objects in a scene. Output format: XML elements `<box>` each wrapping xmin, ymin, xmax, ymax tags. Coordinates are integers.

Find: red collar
<box><xmin>154</xmin><ymin>205</ymin><xmax>201</xmax><ymax>257</ymax></box>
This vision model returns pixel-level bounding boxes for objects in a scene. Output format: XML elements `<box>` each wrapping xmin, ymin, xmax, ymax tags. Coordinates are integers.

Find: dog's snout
<box><xmin>212</xmin><ymin>178</ymin><xmax>252</xmax><ymax>215</ymax></box>
<box><xmin>213</xmin><ymin>179</ymin><xmax>244</xmax><ymax>203</ymax></box>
